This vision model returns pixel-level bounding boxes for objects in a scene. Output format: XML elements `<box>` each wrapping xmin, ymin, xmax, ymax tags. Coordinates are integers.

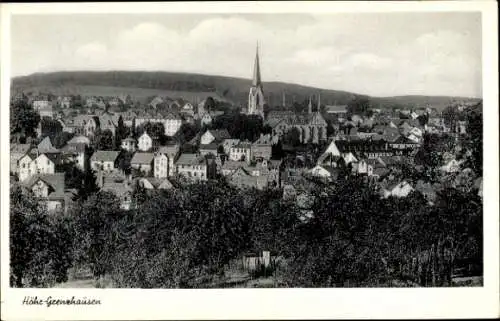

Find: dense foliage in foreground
<box><xmin>10</xmin><ymin>175</ymin><xmax>482</xmax><ymax>288</ymax></box>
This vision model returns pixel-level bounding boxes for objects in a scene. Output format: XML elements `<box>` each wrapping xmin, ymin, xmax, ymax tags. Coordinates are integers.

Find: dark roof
<box><xmin>200</xmin><ymin>143</ymin><xmax>219</xmax><ymax>151</ymax></box>
<box><xmin>157</xmin><ymin>144</ymin><xmax>180</xmax><ymax>156</ymax></box>
<box><xmin>44</xmin><ymin>153</ymin><xmax>65</xmax><ymax>165</ymax></box>
<box><xmin>207</xmin><ymin>129</ymin><xmax>231</xmax><ymax>141</ymax></box>
<box><xmin>130</xmin><ymin>152</ymin><xmax>154</xmax><ymax>164</ymax></box>
<box><xmin>61</xmin><ymin>142</ymin><xmax>86</xmax><ymax>154</ymax></box>
<box><xmin>90</xmin><ymin>150</ymin><xmax>120</xmax><ymax>162</ymax></box>
<box><xmin>25</xmin><ymin>173</ymin><xmax>65</xmax><ymax>198</ymax></box>
<box><xmin>10</xmin><ymin>144</ymin><xmax>31</xmax><ymax>157</ymax></box>
<box><xmin>176</xmin><ymin>153</ymin><xmax>205</xmax><ymax>165</ymax></box>
<box><xmin>253</xmin><ymin>134</ymin><xmax>272</xmax><ymax>145</ymax></box>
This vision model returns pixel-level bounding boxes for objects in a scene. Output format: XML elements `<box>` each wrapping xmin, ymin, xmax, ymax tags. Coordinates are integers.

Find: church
<box><xmin>246</xmin><ymin>44</ymin><xmax>327</xmax><ymax>145</ymax></box>
<box><xmin>246</xmin><ymin>44</ymin><xmax>265</xmax><ymax>119</ymax></box>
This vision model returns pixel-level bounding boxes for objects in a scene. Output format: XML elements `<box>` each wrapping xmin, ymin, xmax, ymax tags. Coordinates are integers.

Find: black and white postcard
<box><xmin>1</xmin><ymin>1</ymin><xmax>498</xmax><ymax>320</ymax></box>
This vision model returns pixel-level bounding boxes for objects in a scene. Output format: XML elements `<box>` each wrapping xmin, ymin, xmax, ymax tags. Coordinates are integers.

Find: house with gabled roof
<box><xmin>10</xmin><ymin>144</ymin><xmax>31</xmax><ymax>174</ymax></box>
<box><xmin>199</xmin><ymin>143</ymin><xmax>219</xmax><ymax>157</ymax></box>
<box><xmin>33</xmin><ymin>97</ymin><xmax>54</xmax><ymax>118</ymax></box>
<box><xmin>175</xmin><ymin>153</ymin><xmax>211</xmax><ymax>182</ymax></box>
<box><xmin>90</xmin><ymin>150</ymin><xmax>120</xmax><ymax>172</ymax></box>
<box><xmin>101</xmin><ymin>177</ymin><xmax>134</xmax><ymax>210</ymax></box>
<box><xmin>135</xmin><ymin>177</ymin><xmax>174</xmax><ymax>190</ymax></box>
<box><xmin>18</xmin><ymin>153</ymin><xmax>35</xmax><ymax>182</ymax></box>
<box><xmin>131</xmin><ymin>152</ymin><xmax>155</xmax><ymax>176</ymax></box>
<box><xmin>73</xmin><ymin>115</ymin><xmax>100</xmax><ymax>137</ymax></box>
<box><xmin>99</xmin><ymin>113</ymin><xmax>118</xmax><ymax>136</ymax></box>
<box><xmin>60</xmin><ymin>142</ymin><xmax>88</xmax><ymax>171</ymax></box>
<box><xmin>229</xmin><ymin>140</ymin><xmax>252</xmax><ymax>162</ymax></box>
<box><xmin>37</xmin><ymin>136</ymin><xmax>60</xmax><ymax>154</ymax></box>
<box><xmin>155</xmin><ymin>144</ymin><xmax>180</xmax><ymax>177</ymax></box>
<box><xmin>251</xmin><ymin>133</ymin><xmax>272</xmax><ymax>161</ymax></box>
<box><xmin>227</xmin><ymin>167</ymin><xmax>268</xmax><ymax>190</ymax></box>
<box><xmin>23</xmin><ymin>173</ymin><xmax>73</xmax><ymax>213</ymax></box>
<box><xmin>138</xmin><ymin>132</ymin><xmax>153</xmax><ymax>152</ymax></box>
<box><xmin>200</xmin><ymin>129</ymin><xmax>231</xmax><ymax>145</ymax></box>
<box><xmin>222</xmin><ymin>139</ymin><xmax>240</xmax><ymax>154</ymax></box>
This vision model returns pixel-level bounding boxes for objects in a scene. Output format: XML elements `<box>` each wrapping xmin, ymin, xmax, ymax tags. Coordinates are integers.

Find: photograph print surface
<box><xmin>7</xmin><ymin>9</ymin><xmax>485</xmax><ymax>290</ymax></box>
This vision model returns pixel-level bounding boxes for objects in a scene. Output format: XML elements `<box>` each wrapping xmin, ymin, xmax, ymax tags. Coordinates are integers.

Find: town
<box><xmin>10</xmin><ymin>46</ymin><xmax>483</xmax><ymax>288</ymax></box>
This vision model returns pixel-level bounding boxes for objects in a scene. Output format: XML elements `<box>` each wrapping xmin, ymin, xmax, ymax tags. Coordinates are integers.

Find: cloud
<box><xmin>76</xmin><ymin>42</ymin><xmax>108</xmax><ymax>58</ymax></box>
<box><xmin>11</xmin><ymin>14</ymin><xmax>482</xmax><ymax>97</ymax></box>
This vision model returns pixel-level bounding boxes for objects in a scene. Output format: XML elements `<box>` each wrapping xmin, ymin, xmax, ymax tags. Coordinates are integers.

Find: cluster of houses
<box><xmin>10</xmin><ymin>46</ymin><xmax>480</xmax><ymax>215</ymax></box>
<box><xmin>10</xmin><ymin>95</ymin><xmax>476</xmax><ymax>215</ymax></box>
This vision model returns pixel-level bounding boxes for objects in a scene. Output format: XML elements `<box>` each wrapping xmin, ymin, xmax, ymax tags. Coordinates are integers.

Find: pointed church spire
<box><xmin>252</xmin><ymin>42</ymin><xmax>262</xmax><ymax>87</ymax></box>
<box><xmin>282</xmin><ymin>91</ymin><xmax>286</xmax><ymax>107</ymax></box>
<box><xmin>317</xmin><ymin>93</ymin><xmax>321</xmax><ymax>112</ymax></box>
<box><xmin>308</xmin><ymin>96</ymin><xmax>312</xmax><ymax>114</ymax></box>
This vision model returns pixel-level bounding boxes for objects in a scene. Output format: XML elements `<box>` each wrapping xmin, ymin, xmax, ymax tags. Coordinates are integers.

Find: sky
<box><xmin>11</xmin><ymin>12</ymin><xmax>482</xmax><ymax>98</ymax></box>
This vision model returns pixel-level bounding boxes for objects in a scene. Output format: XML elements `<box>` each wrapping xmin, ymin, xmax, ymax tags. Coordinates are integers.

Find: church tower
<box><xmin>247</xmin><ymin>44</ymin><xmax>265</xmax><ymax>119</ymax></box>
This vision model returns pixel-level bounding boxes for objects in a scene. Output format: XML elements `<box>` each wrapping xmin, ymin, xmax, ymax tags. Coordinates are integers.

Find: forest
<box><xmin>10</xmin><ymin>172</ymin><xmax>482</xmax><ymax>288</ymax></box>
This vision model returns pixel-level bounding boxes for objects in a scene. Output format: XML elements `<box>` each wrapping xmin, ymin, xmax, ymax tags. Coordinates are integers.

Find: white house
<box><xmin>153</xmin><ymin>153</ymin><xmax>169</xmax><ymax>178</ymax></box>
<box><xmin>138</xmin><ymin>132</ymin><xmax>153</xmax><ymax>152</ymax></box>
<box><xmin>156</xmin><ymin>144</ymin><xmax>180</xmax><ymax>177</ymax></box>
<box><xmin>317</xmin><ymin>140</ymin><xmax>341</xmax><ymax>166</ymax></box>
<box><xmin>222</xmin><ymin>139</ymin><xmax>240</xmax><ymax>155</ymax></box>
<box><xmin>134</xmin><ymin>112</ymin><xmax>183</xmax><ymax>136</ymax></box>
<box><xmin>356</xmin><ymin>159</ymin><xmax>374</xmax><ymax>176</ymax></box>
<box><xmin>18</xmin><ymin>154</ymin><xmax>35</xmax><ymax>182</ymax></box>
<box><xmin>32</xmin><ymin>153</ymin><xmax>57</xmax><ymax>176</ymax></box>
<box><xmin>175</xmin><ymin>153</ymin><xmax>208</xmax><ymax>181</ymax></box>
<box><xmin>11</xmin><ymin>144</ymin><xmax>31</xmax><ymax>175</ymax></box>
<box><xmin>163</xmin><ymin>112</ymin><xmax>183</xmax><ymax>136</ymax></box>
<box><xmin>229</xmin><ymin>141</ymin><xmax>252</xmax><ymax>162</ymax></box>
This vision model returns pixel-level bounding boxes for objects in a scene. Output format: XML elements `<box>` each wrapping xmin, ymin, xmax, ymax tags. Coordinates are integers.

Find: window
<box><xmin>47</xmin><ymin>160</ymin><xmax>50</xmax><ymax>166</ymax></box>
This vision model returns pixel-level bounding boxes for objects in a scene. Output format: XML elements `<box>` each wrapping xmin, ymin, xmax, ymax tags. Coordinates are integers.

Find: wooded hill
<box><xmin>11</xmin><ymin>71</ymin><xmax>481</xmax><ymax>111</ymax></box>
